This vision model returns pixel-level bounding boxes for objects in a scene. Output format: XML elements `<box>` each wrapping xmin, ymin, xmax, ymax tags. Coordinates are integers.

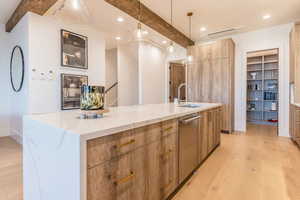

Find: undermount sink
<box><xmin>178</xmin><ymin>104</ymin><xmax>202</xmax><ymax>108</ymax></box>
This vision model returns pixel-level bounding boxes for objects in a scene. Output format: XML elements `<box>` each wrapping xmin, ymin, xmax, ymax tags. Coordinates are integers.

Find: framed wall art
<box><xmin>61</xmin><ymin>29</ymin><xmax>88</xmax><ymax>69</ymax></box>
<box><xmin>61</xmin><ymin>74</ymin><xmax>88</xmax><ymax>110</ymax></box>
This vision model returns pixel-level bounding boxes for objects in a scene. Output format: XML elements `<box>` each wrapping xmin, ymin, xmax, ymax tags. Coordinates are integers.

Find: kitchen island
<box><xmin>23</xmin><ymin>103</ymin><xmax>222</xmax><ymax>200</ymax></box>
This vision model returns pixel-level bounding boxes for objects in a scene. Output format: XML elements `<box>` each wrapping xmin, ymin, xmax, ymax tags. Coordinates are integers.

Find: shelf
<box><xmin>264</xmin><ymin>100</ymin><xmax>278</xmax><ymax>102</ymax></box>
<box><xmin>264</xmin><ymin>90</ymin><xmax>277</xmax><ymax>92</ymax></box>
<box><xmin>264</xmin><ymin>68</ymin><xmax>278</xmax><ymax>71</ymax></box>
<box><xmin>264</xmin><ymin>78</ymin><xmax>278</xmax><ymax>81</ymax></box>
<box><xmin>247</xmin><ymin>100</ymin><xmax>262</xmax><ymax>102</ymax></box>
<box><xmin>264</xmin><ymin>60</ymin><xmax>278</xmax><ymax>64</ymax></box>
<box><xmin>247</xmin><ymin>69</ymin><xmax>262</xmax><ymax>72</ymax></box>
<box><xmin>247</xmin><ymin>61</ymin><xmax>262</xmax><ymax>65</ymax></box>
<box><xmin>247</xmin><ymin>79</ymin><xmax>262</xmax><ymax>81</ymax></box>
<box><xmin>264</xmin><ymin>110</ymin><xmax>278</xmax><ymax>112</ymax></box>
<box><xmin>247</xmin><ymin>110</ymin><xmax>263</xmax><ymax>112</ymax></box>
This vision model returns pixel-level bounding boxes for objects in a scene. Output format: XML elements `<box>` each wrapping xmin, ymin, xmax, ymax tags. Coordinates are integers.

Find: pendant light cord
<box><xmin>170</xmin><ymin>0</ymin><xmax>173</xmax><ymax>26</ymax></box>
<box><xmin>189</xmin><ymin>14</ymin><xmax>191</xmax><ymax>38</ymax></box>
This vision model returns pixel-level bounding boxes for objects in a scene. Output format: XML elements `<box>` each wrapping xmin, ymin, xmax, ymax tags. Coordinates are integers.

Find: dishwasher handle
<box><xmin>179</xmin><ymin>115</ymin><xmax>201</xmax><ymax>124</ymax></box>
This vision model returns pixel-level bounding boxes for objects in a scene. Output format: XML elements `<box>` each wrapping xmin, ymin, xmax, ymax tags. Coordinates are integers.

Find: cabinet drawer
<box><xmin>294</xmin><ymin>122</ymin><xmax>300</xmax><ymax>138</ymax></box>
<box><xmin>87</xmin><ymin>123</ymin><xmax>162</xmax><ymax>168</ymax></box>
<box><xmin>295</xmin><ymin>109</ymin><xmax>300</xmax><ymax>122</ymax></box>
<box><xmin>87</xmin><ymin>147</ymin><xmax>147</xmax><ymax>200</ymax></box>
<box><xmin>162</xmin><ymin>119</ymin><xmax>178</xmax><ymax>137</ymax></box>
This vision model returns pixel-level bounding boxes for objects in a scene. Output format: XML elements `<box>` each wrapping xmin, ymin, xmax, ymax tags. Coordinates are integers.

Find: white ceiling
<box><xmin>0</xmin><ymin>0</ymin><xmax>22</xmax><ymax>24</ymax></box>
<box><xmin>2</xmin><ymin>0</ymin><xmax>300</xmax><ymax>48</ymax></box>
<box><xmin>142</xmin><ymin>0</ymin><xmax>300</xmax><ymax>41</ymax></box>
<box><xmin>46</xmin><ymin>0</ymin><xmax>173</xmax><ymax>49</ymax></box>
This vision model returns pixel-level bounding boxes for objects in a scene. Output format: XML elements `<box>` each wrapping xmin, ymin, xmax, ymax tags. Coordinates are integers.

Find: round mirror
<box><xmin>10</xmin><ymin>46</ymin><xmax>25</xmax><ymax>92</ymax></box>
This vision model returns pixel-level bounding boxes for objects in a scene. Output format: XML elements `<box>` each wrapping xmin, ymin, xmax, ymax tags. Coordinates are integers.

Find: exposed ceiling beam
<box><xmin>6</xmin><ymin>0</ymin><xmax>58</xmax><ymax>32</ymax></box>
<box><xmin>104</xmin><ymin>0</ymin><xmax>195</xmax><ymax>48</ymax></box>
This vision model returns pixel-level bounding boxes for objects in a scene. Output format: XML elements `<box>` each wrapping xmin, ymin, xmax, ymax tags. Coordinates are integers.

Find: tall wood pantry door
<box><xmin>169</xmin><ymin>63</ymin><xmax>186</xmax><ymax>102</ymax></box>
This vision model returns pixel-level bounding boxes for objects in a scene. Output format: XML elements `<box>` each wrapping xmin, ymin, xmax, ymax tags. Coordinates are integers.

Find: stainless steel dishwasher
<box><xmin>179</xmin><ymin>113</ymin><xmax>201</xmax><ymax>183</ymax></box>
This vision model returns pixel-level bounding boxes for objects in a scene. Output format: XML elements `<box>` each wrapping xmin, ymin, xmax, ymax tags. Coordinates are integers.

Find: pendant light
<box><xmin>135</xmin><ymin>0</ymin><xmax>143</xmax><ymax>39</ymax></box>
<box><xmin>187</xmin><ymin>12</ymin><xmax>193</xmax><ymax>63</ymax></box>
<box><xmin>168</xmin><ymin>0</ymin><xmax>174</xmax><ymax>53</ymax></box>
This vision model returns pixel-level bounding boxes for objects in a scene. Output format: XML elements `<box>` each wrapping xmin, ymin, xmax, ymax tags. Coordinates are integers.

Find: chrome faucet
<box><xmin>178</xmin><ymin>83</ymin><xmax>187</xmax><ymax>103</ymax></box>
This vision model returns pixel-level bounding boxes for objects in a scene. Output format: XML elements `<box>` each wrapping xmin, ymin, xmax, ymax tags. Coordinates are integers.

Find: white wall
<box><xmin>28</xmin><ymin>13</ymin><xmax>106</xmax><ymax>114</ymax></box>
<box><xmin>105</xmin><ymin>48</ymin><xmax>118</xmax><ymax>105</ymax></box>
<box><xmin>0</xmin><ymin>24</ymin><xmax>11</xmax><ymax>137</ymax></box>
<box><xmin>7</xmin><ymin>15</ymin><xmax>30</xmax><ymax>142</ymax></box>
<box><xmin>117</xmin><ymin>42</ymin><xmax>139</xmax><ymax>106</ymax></box>
<box><xmin>138</xmin><ymin>41</ymin><xmax>166</xmax><ymax>104</ymax></box>
<box><xmin>4</xmin><ymin>12</ymin><xmax>106</xmax><ymax>141</ymax></box>
<box><xmin>230</xmin><ymin>24</ymin><xmax>292</xmax><ymax>137</ymax></box>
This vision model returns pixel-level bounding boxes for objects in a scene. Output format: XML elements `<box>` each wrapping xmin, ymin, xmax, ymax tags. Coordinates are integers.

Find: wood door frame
<box><xmin>243</xmin><ymin>47</ymin><xmax>283</xmax><ymax>136</ymax></box>
<box><xmin>168</xmin><ymin>61</ymin><xmax>187</xmax><ymax>102</ymax></box>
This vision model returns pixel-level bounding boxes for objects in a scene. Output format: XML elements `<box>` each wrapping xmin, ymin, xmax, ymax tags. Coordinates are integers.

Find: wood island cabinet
<box><xmin>87</xmin><ymin>109</ymin><xmax>221</xmax><ymax>200</ymax></box>
<box><xmin>198</xmin><ymin>108</ymin><xmax>221</xmax><ymax>163</ymax></box>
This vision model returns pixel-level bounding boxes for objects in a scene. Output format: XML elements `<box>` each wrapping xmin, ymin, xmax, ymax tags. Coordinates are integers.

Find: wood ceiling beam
<box><xmin>6</xmin><ymin>0</ymin><xmax>58</xmax><ymax>32</ymax></box>
<box><xmin>104</xmin><ymin>0</ymin><xmax>195</xmax><ymax>48</ymax></box>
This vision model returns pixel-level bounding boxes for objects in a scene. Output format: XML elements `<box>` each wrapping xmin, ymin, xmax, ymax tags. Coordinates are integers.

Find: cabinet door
<box><xmin>87</xmin><ymin>147</ymin><xmax>147</xmax><ymax>200</ymax></box>
<box><xmin>199</xmin><ymin>112</ymin><xmax>208</xmax><ymax>162</ymax></box>
<box><xmin>290</xmin><ymin>105</ymin><xmax>295</xmax><ymax>139</ymax></box>
<box><xmin>159</xmin><ymin>133</ymin><xmax>178</xmax><ymax>199</ymax></box>
<box><xmin>207</xmin><ymin>110</ymin><xmax>214</xmax><ymax>154</ymax></box>
<box><xmin>215</xmin><ymin>109</ymin><xmax>221</xmax><ymax>146</ymax></box>
<box><xmin>147</xmin><ymin>133</ymin><xmax>178</xmax><ymax>200</ymax></box>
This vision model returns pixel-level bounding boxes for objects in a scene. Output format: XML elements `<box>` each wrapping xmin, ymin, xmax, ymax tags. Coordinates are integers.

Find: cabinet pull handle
<box><xmin>161</xmin><ymin>180</ymin><xmax>173</xmax><ymax>190</ymax></box>
<box><xmin>114</xmin><ymin>172</ymin><xmax>135</xmax><ymax>185</ymax></box>
<box><xmin>114</xmin><ymin>139</ymin><xmax>135</xmax><ymax>149</ymax></box>
<box><xmin>163</xmin><ymin>126</ymin><xmax>173</xmax><ymax>132</ymax></box>
<box><xmin>160</xmin><ymin>149</ymin><xmax>173</xmax><ymax>159</ymax></box>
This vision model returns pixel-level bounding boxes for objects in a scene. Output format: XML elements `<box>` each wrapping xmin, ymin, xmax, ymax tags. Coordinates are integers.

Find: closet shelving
<box><xmin>247</xmin><ymin>49</ymin><xmax>279</xmax><ymax>126</ymax></box>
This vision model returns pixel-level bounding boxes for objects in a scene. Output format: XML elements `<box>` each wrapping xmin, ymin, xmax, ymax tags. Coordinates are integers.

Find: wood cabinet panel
<box><xmin>87</xmin><ymin>147</ymin><xmax>147</xmax><ymax>200</ymax></box>
<box><xmin>294</xmin><ymin>122</ymin><xmax>300</xmax><ymax>138</ymax></box>
<box><xmin>199</xmin><ymin>112</ymin><xmax>208</xmax><ymax>162</ymax></box>
<box><xmin>87</xmin><ymin>130</ymin><xmax>134</xmax><ymax>168</ymax></box>
<box><xmin>87</xmin><ymin>109</ymin><xmax>221</xmax><ymax>200</ymax></box>
<box><xmin>162</xmin><ymin>119</ymin><xmax>178</xmax><ymax>137</ymax></box>
<box><xmin>289</xmin><ymin>104</ymin><xmax>300</xmax><ymax>148</ymax></box>
<box><xmin>290</xmin><ymin>24</ymin><xmax>300</xmax><ymax>102</ymax></box>
<box><xmin>187</xmin><ymin>39</ymin><xmax>234</xmax><ymax>133</ymax></box>
<box><xmin>159</xmin><ymin>133</ymin><xmax>178</xmax><ymax>199</ymax></box>
<box><xmin>207</xmin><ymin>111</ymin><xmax>214</xmax><ymax>153</ymax></box>
<box><xmin>295</xmin><ymin>109</ymin><xmax>300</xmax><ymax>122</ymax></box>
<box><xmin>87</xmin><ymin>123</ymin><xmax>162</xmax><ymax>168</ymax></box>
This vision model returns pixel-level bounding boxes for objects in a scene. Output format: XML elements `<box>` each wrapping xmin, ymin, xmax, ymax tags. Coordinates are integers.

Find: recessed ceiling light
<box><xmin>162</xmin><ymin>40</ymin><xmax>167</xmax><ymax>44</ymax></box>
<box><xmin>200</xmin><ymin>27</ymin><xmax>207</xmax><ymax>32</ymax></box>
<box><xmin>72</xmin><ymin>0</ymin><xmax>80</xmax><ymax>10</ymax></box>
<box><xmin>115</xmin><ymin>36</ymin><xmax>121</xmax><ymax>40</ymax></box>
<box><xmin>117</xmin><ymin>17</ymin><xmax>124</xmax><ymax>22</ymax></box>
<box><xmin>142</xmin><ymin>30</ymin><xmax>149</xmax><ymax>35</ymax></box>
<box><xmin>263</xmin><ymin>14</ymin><xmax>271</xmax><ymax>20</ymax></box>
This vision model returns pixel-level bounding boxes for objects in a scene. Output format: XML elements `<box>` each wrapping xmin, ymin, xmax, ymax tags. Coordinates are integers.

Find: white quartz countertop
<box><xmin>24</xmin><ymin>103</ymin><xmax>222</xmax><ymax>140</ymax></box>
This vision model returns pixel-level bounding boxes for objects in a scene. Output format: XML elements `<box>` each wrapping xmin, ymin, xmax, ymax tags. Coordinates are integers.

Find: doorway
<box><xmin>169</xmin><ymin>62</ymin><xmax>186</xmax><ymax>102</ymax></box>
<box><xmin>246</xmin><ymin>48</ymin><xmax>279</xmax><ymax>135</ymax></box>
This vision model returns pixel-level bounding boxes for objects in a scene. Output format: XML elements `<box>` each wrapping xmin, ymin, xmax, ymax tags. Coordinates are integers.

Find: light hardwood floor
<box><xmin>0</xmin><ymin>137</ymin><xmax>22</xmax><ymax>200</ymax></box>
<box><xmin>174</xmin><ymin>124</ymin><xmax>300</xmax><ymax>200</ymax></box>
<box><xmin>0</xmin><ymin>124</ymin><xmax>299</xmax><ymax>200</ymax></box>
